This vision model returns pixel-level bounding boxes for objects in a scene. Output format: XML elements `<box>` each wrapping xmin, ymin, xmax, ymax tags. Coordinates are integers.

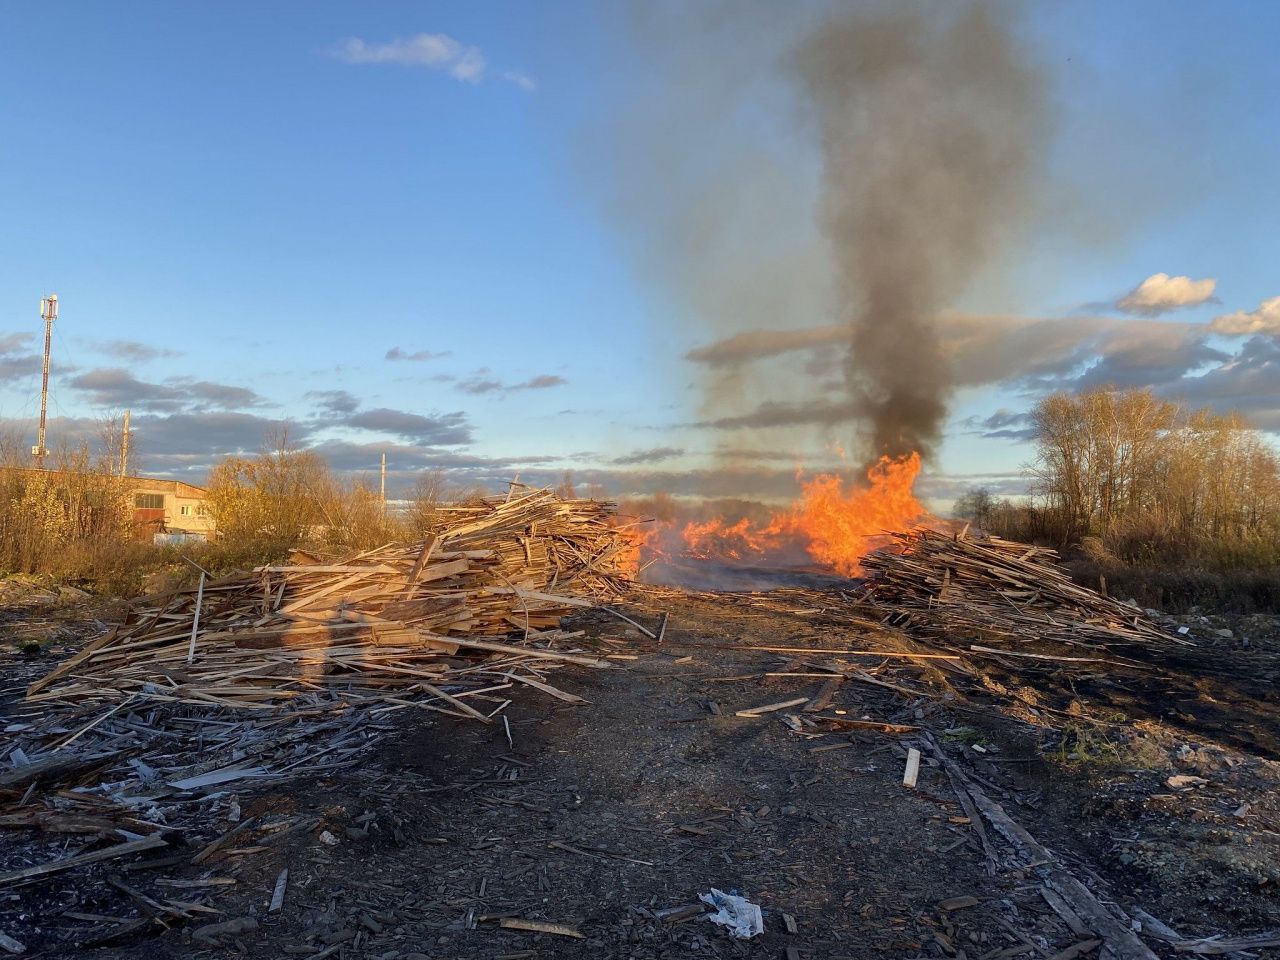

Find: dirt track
<box><xmin>3</xmin><ymin>589</ymin><xmax>1280</xmax><ymax>958</ymax></box>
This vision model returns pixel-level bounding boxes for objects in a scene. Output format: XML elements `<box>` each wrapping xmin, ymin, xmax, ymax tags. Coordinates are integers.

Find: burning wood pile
<box><xmin>859</xmin><ymin>528</ymin><xmax>1183</xmax><ymax>657</ymax></box>
<box><xmin>26</xmin><ymin>487</ymin><xmax>636</xmax><ymax>715</ymax></box>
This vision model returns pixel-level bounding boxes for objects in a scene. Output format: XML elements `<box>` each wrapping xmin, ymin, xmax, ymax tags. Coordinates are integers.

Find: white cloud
<box><xmin>1209</xmin><ymin>296</ymin><xmax>1280</xmax><ymax>336</ymax></box>
<box><xmin>1117</xmin><ymin>272</ymin><xmax>1217</xmax><ymax>315</ymax></box>
<box><xmin>503</xmin><ymin>71</ymin><xmax>537</xmax><ymax>93</ymax></box>
<box><xmin>334</xmin><ymin>33</ymin><xmax>486</xmax><ymax>83</ymax></box>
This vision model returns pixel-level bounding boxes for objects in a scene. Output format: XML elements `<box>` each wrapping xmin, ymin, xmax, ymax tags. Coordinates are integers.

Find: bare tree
<box><xmin>1019</xmin><ymin>387</ymin><xmax>1280</xmax><ymax>563</ymax></box>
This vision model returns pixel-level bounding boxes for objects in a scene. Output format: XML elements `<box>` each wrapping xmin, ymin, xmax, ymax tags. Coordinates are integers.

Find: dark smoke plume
<box><xmin>793</xmin><ymin>3</ymin><xmax>1047</xmax><ymax>462</ymax></box>
<box><xmin>594</xmin><ymin>1</ymin><xmax>1049</xmax><ymax>471</ymax></box>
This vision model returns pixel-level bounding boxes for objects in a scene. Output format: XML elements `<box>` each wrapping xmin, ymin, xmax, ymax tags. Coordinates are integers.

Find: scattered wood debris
<box><xmin>6</xmin><ymin>515</ymin><xmax>1271</xmax><ymax>958</ymax></box>
<box><xmin>27</xmin><ymin>487</ymin><xmax>634</xmax><ymax>713</ymax></box>
<box><xmin>0</xmin><ymin>487</ymin><xmax>638</xmax><ymax>950</ymax></box>
<box><xmin>0</xmin><ymin>835</ymin><xmax>168</xmax><ymax>888</ymax></box>
<box><xmin>923</xmin><ymin>734</ymin><xmax>1159</xmax><ymax>960</ymax></box>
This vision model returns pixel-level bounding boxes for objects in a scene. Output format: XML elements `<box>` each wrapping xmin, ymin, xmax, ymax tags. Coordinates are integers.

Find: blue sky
<box><xmin>1</xmin><ymin>2</ymin><xmax>1277</xmax><ymax>507</ymax></box>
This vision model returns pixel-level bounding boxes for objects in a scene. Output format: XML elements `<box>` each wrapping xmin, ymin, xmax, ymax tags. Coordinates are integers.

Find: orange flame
<box><xmin>777</xmin><ymin>452</ymin><xmax>925</xmax><ymax>575</ymax></box>
<box><xmin>681</xmin><ymin>516</ymin><xmax>778</xmax><ymax>561</ymax></box>
<box><xmin>631</xmin><ymin>452</ymin><xmax>926</xmax><ymax>578</ymax></box>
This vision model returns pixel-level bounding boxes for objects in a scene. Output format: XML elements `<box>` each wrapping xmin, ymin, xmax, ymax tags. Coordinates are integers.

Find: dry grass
<box><xmin>1065</xmin><ymin>555</ymin><xmax>1280</xmax><ymax>614</ymax></box>
<box><xmin>0</xmin><ymin>436</ymin><xmax>447</xmax><ymax>597</ymax></box>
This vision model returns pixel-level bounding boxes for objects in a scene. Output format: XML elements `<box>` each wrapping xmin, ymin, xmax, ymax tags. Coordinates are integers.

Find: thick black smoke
<box><xmin>793</xmin><ymin>2</ymin><xmax>1047</xmax><ymax>462</ymax></box>
<box><xmin>594</xmin><ymin>1</ymin><xmax>1049</xmax><ymax>470</ymax></box>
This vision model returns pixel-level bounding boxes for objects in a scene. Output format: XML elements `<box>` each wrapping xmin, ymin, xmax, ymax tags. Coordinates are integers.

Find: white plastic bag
<box><xmin>699</xmin><ymin>888</ymin><xmax>764</xmax><ymax>938</ymax></box>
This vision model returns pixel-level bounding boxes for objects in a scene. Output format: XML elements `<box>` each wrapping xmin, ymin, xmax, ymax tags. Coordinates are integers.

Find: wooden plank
<box><xmin>268</xmin><ymin>868</ymin><xmax>288</xmax><ymax>912</ymax></box>
<box><xmin>415</xmin><ymin>682</ymin><xmax>492</xmax><ymax>723</ymax></box>
<box><xmin>902</xmin><ymin>748</ymin><xmax>921</xmax><ymax>788</ymax></box>
<box><xmin>0</xmin><ymin>835</ymin><xmax>167</xmax><ymax>888</ymax></box>
<box><xmin>927</xmin><ymin>740</ymin><xmax>998</xmax><ymax>876</ymax></box>
<box><xmin>445</xmin><ymin>636</ymin><xmax>611</xmax><ymax>668</ymax></box>
<box><xmin>803</xmin><ymin>676</ymin><xmax>843</xmax><ymax>713</ymax></box>
<box><xmin>0</xmin><ymin>752</ymin><xmax>120</xmax><ymax>789</ymax></box>
<box><xmin>255</xmin><ymin>564</ymin><xmax>400</xmax><ymax>574</ymax></box>
<box><xmin>0</xmin><ymin>931</ymin><xmax>26</xmax><ymax>955</ymax></box>
<box><xmin>735</xmin><ymin>697</ymin><xmax>808</xmax><ymax>718</ymax></box>
<box><xmin>168</xmin><ymin>767</ymin><xmax>270</xmax><ymax>791</ymax></box>
<box><xmin>499</xmin><ymin>918</ymin><xmax>584</xmax><ymax>939</ymax></box>
<box><xmin>277</xmin><ymin>571</ymin><xmax>372</xmax><ymax>614</ymax></box>
<box><xmin>186</xmin><ymin>571</ymin><xmax>206</xmax><ymax>664</ymax></box>
<box><xmin>739</xmin><ymin>645</ymin><xmax>961</xmax><ymax>660</ymax></box>
<box><xmin>500</xmin><ymin>672</ymin><xmax>588</xmax><ymax>704</ymax></box>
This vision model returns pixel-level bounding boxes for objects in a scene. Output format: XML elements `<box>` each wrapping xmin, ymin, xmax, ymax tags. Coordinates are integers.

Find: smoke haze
<box><xmin>597</xmin><ymin>1</ymin><xmax>1051</xmax><ymax>470</ymax></box>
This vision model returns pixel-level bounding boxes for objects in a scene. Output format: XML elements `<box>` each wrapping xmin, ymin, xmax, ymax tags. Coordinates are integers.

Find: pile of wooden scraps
<box><xmin>857</xmin><ymin>529</ymin><xmax>1185</xmax><ymax>659</ymax></box>
<box><xmin>0</xmin><ymin>487</ymin><xmax>639</xmax><ymax>943</ymax></box>
<box><xmin>0</xmin><ymin>692</ymin><xmax>402</xmax><ymax>949</ymax></box>
<box><xmin>427</xmin><ymin>484</ymin><xmax>639</xmax><ymax>596</ymax></box>
<box><xmin>26</xmin><ymin>486</ymin><xmax>636</xmax><ymax>715</ymax></box>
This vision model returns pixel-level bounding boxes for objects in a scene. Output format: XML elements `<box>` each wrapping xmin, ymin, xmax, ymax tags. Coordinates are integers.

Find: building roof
<box><xmin>0</xmin><ymin>467</ymin><xmax>208</xmax><ymax>498</ymax></box>
<box><xmin>126</xmin><ymin>476</ymin><xmax>209</xmax><ymax>498</ymax></box>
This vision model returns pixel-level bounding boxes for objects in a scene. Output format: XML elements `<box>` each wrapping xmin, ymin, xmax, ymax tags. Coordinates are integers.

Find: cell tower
<box><xmin>32</xmin><ymin>294</ymin><xmax>56</xmax><ymax>468</ymax></box>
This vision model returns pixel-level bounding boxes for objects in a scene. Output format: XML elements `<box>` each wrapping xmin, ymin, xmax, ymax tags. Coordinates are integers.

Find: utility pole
<box><xmin>32</xmin><ymin>294</ymin><xmax>56</xmax><ymax>468</ymax></box>
<box><xmin>120</xmin><ymin>409</ymin><xmax>131</xmax><ymax>477</ymax></box>
<box><xmin>380</xmin><ymin>452</ymin><xmax>387</xmax><ymax>515</ymax></box>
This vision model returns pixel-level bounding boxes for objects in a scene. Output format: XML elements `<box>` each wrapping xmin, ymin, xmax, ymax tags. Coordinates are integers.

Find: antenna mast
<box><xmin>121</xmin><ymin>409</ymin><xmax>131</xmax><ymax>477</ymax></box>
<box><xmin>33</xmin><ymin>294</ymin><xmax>56</xmax><ymax>468</ymax></box>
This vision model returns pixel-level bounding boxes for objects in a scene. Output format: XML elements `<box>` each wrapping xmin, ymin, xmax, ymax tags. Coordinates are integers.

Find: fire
<box><xmin>681</xmin><ymin>516</ymin><xmax>777</xmax><ymax>561</ymax></box>
<box><xmin>779</xmin><ymin>452</ymin><xmax>925</xmax><ymax>575</ymax></box>
<box><xmin>631</xmin><ymin>452</ymin><xmax>927</xmax><ymax>578</ymax></box>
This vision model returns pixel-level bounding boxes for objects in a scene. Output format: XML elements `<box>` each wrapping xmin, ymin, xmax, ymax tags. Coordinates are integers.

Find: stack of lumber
<box><xmin>858</xmin><ymin>529</ymin><xmax>1184</xmax><ymax>654</ymax></box>
<box><xmin>26</xmin><ymin>487</ymin><xmax>635</xmax><ymax>715</ymax></box>
<box><xmin>430</xmin><ymin>487</ymin><xmax>639</xmax><ymax>596</ymax></box>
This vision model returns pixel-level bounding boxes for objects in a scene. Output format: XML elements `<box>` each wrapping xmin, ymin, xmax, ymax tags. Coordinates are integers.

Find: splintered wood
<box><xmin>27</xmin><ymin>487</ymin><xmax>636</xmax><ymax>719</ymax></box>
<box><xmin>859</xmin><ymin>529</ymin><xmax>1184</xmax><ymax>656</ymax></box>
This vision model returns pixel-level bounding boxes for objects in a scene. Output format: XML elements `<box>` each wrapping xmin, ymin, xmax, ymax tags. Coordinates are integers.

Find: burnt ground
<box><xmin>2</xmin><ymin>586</ymin><xmax>1279</xmax><ymax>958</ymax></box>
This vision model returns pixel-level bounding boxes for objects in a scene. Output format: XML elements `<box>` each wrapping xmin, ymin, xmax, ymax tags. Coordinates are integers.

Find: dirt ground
<box><xmin>2</xmin><ymin>585</ymin><xmax>1279</xmax><ymax>958</ymax></box>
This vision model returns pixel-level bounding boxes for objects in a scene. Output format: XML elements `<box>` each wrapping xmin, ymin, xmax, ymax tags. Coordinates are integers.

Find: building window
<box><xmin>180</xmin><ymin>505</ymin><xmax>191</xmax><ymax>516</ymax></box>
<box><xmin>197</xmin><ymin>505</ymin><xmax>209</xmax><ymax>516</ymax></box>
<box><xmin>135</xmin><ymin>494</ymin><xmax>164</xmax><ymax>509</ymax></box>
